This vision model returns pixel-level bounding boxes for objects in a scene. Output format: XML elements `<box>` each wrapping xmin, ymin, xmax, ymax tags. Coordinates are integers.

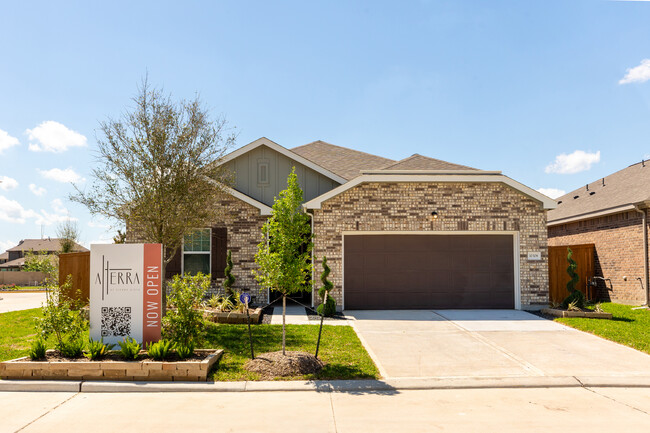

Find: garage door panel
<box><xmin>344</xmin><ymin>234</ymin><xmax>516</xmax><ymax>309</ymax></box>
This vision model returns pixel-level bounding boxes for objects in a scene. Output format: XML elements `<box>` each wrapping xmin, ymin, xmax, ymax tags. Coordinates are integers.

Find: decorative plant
<box><xmin>562</xmin><ymin>247</ymin><xmax>585</xmax><ymax>309</ymax></box>
<box><xmin>86</xmin><ymin>338</ymin><xmax>114</xmax><ymax>361</ymax></box>
<box><xmin>118</xmin><ymin>337</ymin><xmax>142</xmax><ymax>360</ymax></box>
<box><xmin>253</xmin><ymin>168</ymin><xmax>313</xmax><ymax>355</ymax></box>
<box><xmin>29</xmin><ymin>338</ymin><xmax>47</xmax><ymax>360</ymax></box>
<box><xmin>147</xmin><ymin>340</ymin><xmax>174</xmax><ymax>361</ymax></box>
<box><xmin>36</xmin><ymin>275</ymin><xmax>88</xmax><ymax>356</ymax></box>
<box><xmin>162</xmin><ymin>273</ymin><xmax>209</xmax><ymax>350</ymax></box>
<box><xmin>176</xmin><ymin>342</ymin><xmax>194</xmax><ymax>360</ymax></box>
<box><xmin>223</xmin><ymin>250</ymin><xmax>235</xmax><ymax>298</ymax></box>
<box><xmin>58</xmin><ymin>336</ymin><xmax>85</xmax><ymax>358</ymax></box>
<box><xmin>317</xmin><ymin>256</ymin><xmax>337</xmax><ymax>317</ymax></box>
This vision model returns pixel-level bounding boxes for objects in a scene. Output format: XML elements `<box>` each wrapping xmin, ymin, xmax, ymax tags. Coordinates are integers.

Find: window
<box><xmin>183</xmin><ymin>228</ymin><xmax>211</xmax><ymax>275</ymax></box>
<box><xmin>258</xmin><ymin>161</ymin><xmax>269</xmax><ymax>185</ymax></box>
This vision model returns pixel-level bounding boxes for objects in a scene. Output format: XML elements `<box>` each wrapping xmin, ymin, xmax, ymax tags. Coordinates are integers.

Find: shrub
<box><xmin>86</xmin><ymin>338</ymin><xmax>114</xmax><ymax>361</ymax></box>
<box><xmin>29</xmin><ymin>338</ymin><xmax>47</xmax><ymax>360</ymax></box>
<box><xmin>147</xmin><ymin>340</ymin><xmax>174</xmax><ymax>361</ymax></box>
<box><xmin>58</xmin><ymin>336</ymin><xmax>85</xmax><ymax>358</ymax></box>
<box><xmin>223</xmin><ymin>250</ymin><xmax>235</xmax><ymax>298</ymax></box>
<box><xmin>162</xmin><ymin>273</ymin><xmax>209</xmax><ymax>349</ymax></box>
<box><xmin>206</xmin><ymin>294</ymin><xmax>234</xmax><ymax>312</ymax></box>
<box><xmin>562</xmin><ymin>248</ymin><xmax>585</xmax><ymax>309</ymax></box>
<box><xmin>317</xmin><ymin>256</ymin><xmax>337</xmax><ymax>317</ymax></box>
<box><xmin>36</xmin><ymin>275</ymin><xmax>88</xmax><ymax>354</ymax></box>
<box><xmin>118</xmin><ymin>337</ymin><xmax>141</xmax><ymax>360</ymax></box>
<box><xmin>176</xmin><ymin>342</ymin><xmax>194</xmax><ymax>359</ymax></box>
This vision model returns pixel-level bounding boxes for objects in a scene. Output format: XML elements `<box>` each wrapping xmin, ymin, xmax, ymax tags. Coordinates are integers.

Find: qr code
<box><xmin>101</xmin><ymin>307</ymin><xmax>132</xmax><ymax>337</ymax></box>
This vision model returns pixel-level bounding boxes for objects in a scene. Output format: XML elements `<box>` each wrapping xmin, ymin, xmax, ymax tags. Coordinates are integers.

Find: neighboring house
<box><xmin>150</xmin><ymin>137</ymin><xmax>555</xmax><ymax>310</ymax></box>
<box><xmin>0</xmin><ymin>238</ymin><xmax>89</xmax><ymax>271</ymax></box>
<box><xmin>0</xmin><ymin>252</ymin><xmax>7</xmax><ymax>265</ymax></box>
<box><xmin>548</xmin><ymin>160</ymin><xmax>650</xmax><ymax>305</ymax></box>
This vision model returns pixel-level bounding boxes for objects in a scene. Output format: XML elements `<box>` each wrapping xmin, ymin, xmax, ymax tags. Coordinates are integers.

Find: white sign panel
<box><xmin>527</xmin><ymin>251</ymin><xmax>542</xmax><ymax>261</ymax></box>
<box><xmin>90</xmin><ymin>244</ymin><xmax>162</xmax><ymax>345</ymax></box>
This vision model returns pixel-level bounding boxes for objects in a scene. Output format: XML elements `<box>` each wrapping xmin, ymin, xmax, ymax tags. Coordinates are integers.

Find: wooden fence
<box><xmin>59</xmin><ymin>251</ymin><xmax>90</xmax><ymax>303</ymax></box>
<box><xmin>548</xmin><ymin>244</ymin><xmax>595</xmax><ymax>304</ymax></box>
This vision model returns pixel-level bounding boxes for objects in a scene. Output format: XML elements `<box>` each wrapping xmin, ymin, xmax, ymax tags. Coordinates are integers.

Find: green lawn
<box><xmin>555</xmin><ymin>302</ymin><xmax>650</xmax><ymax>355</ymax></box>
<box><xmin>0</xmin><ymin>308</ymin><xmax>47</xmax><ymax>361</ymax></box>
<box><xmin>0</xmin><ymin>309</ymin><xmax>379</xmax><ymax>381</ymax></box>
<box><xmin>203</xmin><ymin>322</ymin><xmax>379</xmax><ymax>381</ymax></box>
<box><xmin>0</xmin><ymin>286</ymin><xmax>46</xmax><ymax>291</ymax></box>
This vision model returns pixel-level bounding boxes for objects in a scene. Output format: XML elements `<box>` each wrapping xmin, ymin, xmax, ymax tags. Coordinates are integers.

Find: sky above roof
<box><xmin>1</xmin><ymin>0</ymin><xmax>650</xmax><ymax>250</ymax></box>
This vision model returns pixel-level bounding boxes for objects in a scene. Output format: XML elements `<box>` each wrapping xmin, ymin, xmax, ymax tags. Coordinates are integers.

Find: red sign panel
<box><xmin>142</xmin><ymin>243</ymin><xmax>162</xmax><ymax>344</ymax></box>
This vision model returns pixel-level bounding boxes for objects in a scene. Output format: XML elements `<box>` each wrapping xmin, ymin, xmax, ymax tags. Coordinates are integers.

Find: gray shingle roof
<box><xmin>380</xmin><ymin>154</ymin><xmax>477</xmax><ymax>171</ymax></box>
<box><xmin>0</xmin><ymin>257</ymin><xmax>25</xmax><ymax>268</ymax></box>
<box><xmin>7</xmin><ymin>238</ymin><xmax>88</xmax><ymax>253</ymax></box>
<box><xmin>547</xmin><ymin>160</ymin><xmax>650</xmax><ymax>224</ymax></box>
<box><xmin>291</xmin><ymin>141</ymin><xmax>395</xmax><ymax>180</ymax></box>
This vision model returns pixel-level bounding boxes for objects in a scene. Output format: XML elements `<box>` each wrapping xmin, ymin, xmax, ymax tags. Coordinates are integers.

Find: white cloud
<box><xmin>537</xmin><ymin>188</ymin><xmax>566</xmax><ymax>199</ymax></box>
<box><xmin>0</xmin><ymin>195</ymin><xmax>38</xmax><ymax>224</ymax></box>
<box><xmin>88</xmin><ymin>218</ymin><xmax>111</xmax><ymax>229</ymax></box>
<box><xmin>545</xmin><ymin>150</ymin><xmax>601</xmax><ymax>174</ymax></box>
<box><xmin>619</xmin><ymin>59</ymin><xmax>650</xmax><ymax>85</ymax></box>
<box><xmin>0</xmin><ymin>129</ymin><xmax>20</xmax><ymax>154</ymax></box>
<box><xmin>0</xmin><ymin>239</ymin><xmax>17</xmax><ymax>252</ymax></box>
<box><xmin>38</xmin><ymin>167</ymin><xmax>85</xmax><ymax>183</ymax></box>
<box><xmin>50</xmin><ymin>198</ymin><xmax>68</xmax><ymax>214</ymax></box>
<box><xmin>0</xmin><ymin>176</ymin><xmax>19</xmax><ymax>191</ymax></box>
<box><xmin>26</xmin><ymin>120</ymin><xmax>87</xmax><ymax>153</ymax></box>
<box><xmin>29</xmin><ymin>184</ymin><xmax>47</xmax><ymax>196</ymax></box>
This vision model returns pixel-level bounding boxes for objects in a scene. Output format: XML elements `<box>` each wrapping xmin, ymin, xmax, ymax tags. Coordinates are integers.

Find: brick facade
<box><xmin>548</xmin><ymin>209</ymin><xmax>648</xmax><ymax>303</ymax></box>
<box><xmin>311</xmin><ymin>182</ymin><xmax>549</xmax><ymax>310</ymax></box>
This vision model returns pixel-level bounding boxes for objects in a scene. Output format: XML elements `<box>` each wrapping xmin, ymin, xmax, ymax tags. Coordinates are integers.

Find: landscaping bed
<box><xmin>0</xmin><ymin>349</ymin><xmax>223</xmax><ymax>381</ymax></box>
<box><xmin>202</xmin><ymin>307</ymin><xmax>262</xmax><ymax>324</ymax></box>
<box><xmin>541</xmin><ymin>308</ymin><xmax>612</xmax><ymax>319</ymax></box>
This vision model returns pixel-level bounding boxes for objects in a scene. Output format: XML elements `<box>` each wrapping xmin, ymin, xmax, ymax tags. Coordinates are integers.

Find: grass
<box><xmin>555</xmin><ymin>302</ymin><xmax>650</xmax><ymax>355</ymax></box>
<box><xmin>0</xmin><ymin>308</ymin><xmax>46</xmax><ymax>361</ymax></box>
<box><xmin>0</xmin><ymin>309</ymin><xmax>379</xmax><ymax>381</ymax></box>
<box><xmin>203</xmin><ymin>322</ymin><xmax>379</xmax><ymax>381</ymax></box>
<box><xmin>0</xmin><ymin>286</ymin><xmax>46</xmax><ymax>291</ymax></box>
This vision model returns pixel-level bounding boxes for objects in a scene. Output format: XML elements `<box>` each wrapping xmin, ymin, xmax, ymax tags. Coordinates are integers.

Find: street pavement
<box><xmin>0</xmin><ymin>292</ymin><xmax>46</xmax><ymax>313</ymax></box>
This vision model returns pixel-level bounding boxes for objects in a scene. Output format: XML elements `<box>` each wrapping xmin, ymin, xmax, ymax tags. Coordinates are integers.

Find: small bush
<box><xmin>162</xmin><ymin>273</ymin><xmax>209</xmax><ymax>349</ymax></box>
<box><xmin>147</xmin><ymin>340</ymin><xmax>174</xmax><ymax>361</ymax></box>
<box><xmin>29</xmin><ymin>338</ymin><xmax>47</xmax><ymax>360</ymax></box>
<box><xmin>86</xmin><ymin>338</ymin><xmax>114</xmax><ymax>361</ymax></box>
<box><xmin>176</xmin><ymin>342</ymin><xmax>194</xmax><ymax>359</ymax></box>
<box><xmin>317</xmin><ymin>256</ymin><xmax>337</xmax><ymax>317</ymax></box>
<box><xmin>58</xmin><ymin>337</ymin><xmax>85</xmax><ymax>358</ymax></box>
<box><xmin>207</xmin><ymin>295</ymin><xmax>234</xmax><ymax>312</ymax></box>
<box><xmin>118</xmin><ymin>337</ymin><xmax>141</xmax><ymax>360</ymax></box>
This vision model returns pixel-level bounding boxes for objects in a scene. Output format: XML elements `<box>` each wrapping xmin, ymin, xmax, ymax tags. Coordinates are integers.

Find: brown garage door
<box><xmin>344</xmin><ymin>234</ymin><xmax>515</xmax><ymax>309</ymax></box>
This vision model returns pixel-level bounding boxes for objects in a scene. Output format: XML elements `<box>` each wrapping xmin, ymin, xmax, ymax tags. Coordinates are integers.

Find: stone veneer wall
<box><xmin>548</xmin><ymin>209</ymin><xmax>648</xmax><ymax>304</ymax></box>
<box><xmin>311</xmin><ymin>182</ymin><xmax>549</xmax><ymax>309</ymax></box>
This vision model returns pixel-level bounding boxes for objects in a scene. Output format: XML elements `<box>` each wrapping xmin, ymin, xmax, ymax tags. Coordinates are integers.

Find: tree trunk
<box><xmin>282</xmin><ymin>294</ymin><xmax>286</xmax><ymax>356</ymax></box>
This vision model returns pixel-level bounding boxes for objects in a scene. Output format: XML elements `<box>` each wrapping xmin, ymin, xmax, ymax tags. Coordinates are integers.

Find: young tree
<box><xmin>56</xmin><ymin>220</ymin><xmax>80</xmax><ymax>253</ymax></box>
<box><xmin>71</xmin><ymin>78</ymin><xmax>236</xmax><ymax>309</ymax></box>
<box><xmin>253</xmin><ymin>168</ymin><xmax>312</xmax><ymax>355</ymax></box>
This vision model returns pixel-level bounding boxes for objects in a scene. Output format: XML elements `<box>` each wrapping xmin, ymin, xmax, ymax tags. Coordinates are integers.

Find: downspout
<box><xmin>633</xmin><ymin>204</ymin><xmax>649</xmax><ymax>306</ymax></box>
<box><xmin>306</xmin><ymin>209</ymin><xmax>315</xmax><ymax>308</ymax></box>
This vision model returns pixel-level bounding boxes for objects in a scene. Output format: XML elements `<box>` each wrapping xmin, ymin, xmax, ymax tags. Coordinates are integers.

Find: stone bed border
<box><xmin>0</xmin><ymin>349</ymin><xmax>223</xmax><ymax>382</ymax></box>
<box><xmin>202</xmin><ymin>308</ymin><xmax>262</xmax><ymax>324</ymax></box>
<box><xmin>541</xmin><ymin>308</ymin><xmax>613</xmax><ymax>319</ymax></box>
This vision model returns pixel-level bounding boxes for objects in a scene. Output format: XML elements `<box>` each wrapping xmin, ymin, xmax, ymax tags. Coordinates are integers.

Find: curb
<box><xmin>4</xmin><ymin>376</ymin><xmax>650</xmax><ymax>393</ymax></box>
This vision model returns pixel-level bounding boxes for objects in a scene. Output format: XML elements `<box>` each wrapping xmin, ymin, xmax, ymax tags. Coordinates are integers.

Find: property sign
<box><xmin>89</xmin><ymin>244</ymin><xmax>163</xmax><ymax>345</ymax></box>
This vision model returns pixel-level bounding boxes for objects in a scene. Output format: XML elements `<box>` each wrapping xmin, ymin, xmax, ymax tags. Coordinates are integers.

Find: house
<box><xmin>160</xmin><ymin>137</ymin><xmax>555</xmax><ymax>310</ymax></box>
<box><xmin>0</xmin><ymin>238</ymin><xmax>89</xmax><ymax>271</ymax></box>
<box><xmin>547</xmin><ymin>160</ymin><xmax>650</xmax><ymax>305</ymax></box>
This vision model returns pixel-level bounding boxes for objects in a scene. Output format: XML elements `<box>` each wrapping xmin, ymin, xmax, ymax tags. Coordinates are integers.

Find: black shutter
<box><xmin>211</xmin><ymin>227</ymin><xmax>227</xmax><ymax>280</ymax></box>
<box><xmin>165</xmin><ymin>247</ymin><xmax>182</xmax><ymax>279</ymax></box>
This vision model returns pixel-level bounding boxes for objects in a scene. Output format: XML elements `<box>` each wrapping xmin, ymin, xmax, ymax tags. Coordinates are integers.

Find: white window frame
<box><xmin>181</xmin><ymin>228</ymin><xmax>212</xmax><ymax>275</ymax></box>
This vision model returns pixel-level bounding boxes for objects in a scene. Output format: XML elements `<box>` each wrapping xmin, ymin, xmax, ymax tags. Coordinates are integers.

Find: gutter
<box><xmin>633</xmin><ymin>203</ymin><xmax>650</xmax><ymax>306</ymax></box>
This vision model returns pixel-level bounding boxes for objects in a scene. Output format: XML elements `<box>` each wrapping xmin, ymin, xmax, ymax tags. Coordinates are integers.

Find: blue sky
<box><xmin>1</xmin><ymin>0</ymin><xmax>650</xmax><ymax>250</ymax></box>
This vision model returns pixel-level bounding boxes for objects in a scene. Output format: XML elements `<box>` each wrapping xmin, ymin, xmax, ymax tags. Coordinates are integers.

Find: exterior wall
<box><xmin>311</xmin><ymin>182</ymin><xmax>549</xmax><ymax>310</ymax></box>
<box><xmin>206</xmin><ymin>195</ymin><xmax>267</xmax><ymax>304</ymax></box>
<box><xmin>225</xmin><ymin>144</ymin><xmax>340</xmax><ymax>206</ymax></box>
<box><xmin>548</xmin><ymin>210</ymin><xmax>647</xmax><ymax>304</ymax></box>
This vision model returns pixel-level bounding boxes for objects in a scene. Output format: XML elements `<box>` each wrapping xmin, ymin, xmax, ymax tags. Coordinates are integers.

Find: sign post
<box><xmin>89</xmin><ymin>244</ymin><xmax>163</xmax><ymax>345</ymax></box>
<box><xmin>240</xmin><ymin>292</ymin><xmax>254</xmax><ymax>360</ymax></box>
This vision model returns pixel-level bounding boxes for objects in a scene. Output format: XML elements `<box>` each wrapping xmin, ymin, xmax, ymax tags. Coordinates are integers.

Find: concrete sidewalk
<box><xmin>269</xmin><ymin>305</ymin><xmax>351</xmax><ymax>326</ymax></box>
<box><xmin>3</xmin><ymin>385</ymin><xmax>650</xmax><ymax>433</ymax></box>
<box><xmin>0</xmin><ymin>292</ymin><xmax>46</xmax><ymax>313</ymax></box>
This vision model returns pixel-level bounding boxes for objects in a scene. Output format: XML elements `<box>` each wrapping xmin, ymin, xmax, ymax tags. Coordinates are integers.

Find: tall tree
<box><xmin>56</xmin><ymin>220</ymin><xmax>80</xmax><ymax>253</ymax></box>
<box><xmin>253</xmin><ymin>168</ymin><xmax>313</xmax><ymax>355</ymax></box>
<box><xmin>71</xmin><ymin>78</ymin><xmax>235</xmax><ymax>308</ymax></box>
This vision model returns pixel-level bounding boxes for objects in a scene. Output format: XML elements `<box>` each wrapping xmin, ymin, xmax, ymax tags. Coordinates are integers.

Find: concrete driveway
<box><xmin>346</xmin><ymin>309</ymin><xmax>650</xmax><ymax>379</ymax></box>
<box><xmin>0</xmin><ymin>292</ymin><xmax>46</xmax><ymax>313</ymax></box>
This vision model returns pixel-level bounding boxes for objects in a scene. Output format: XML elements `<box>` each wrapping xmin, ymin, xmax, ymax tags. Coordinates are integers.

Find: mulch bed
<box><xmin>244</xmin><ymin>351</ymin><xmax>323</xmax><ymax>379</ymax></box>
<box><xmin>304</xmin><ymin>308</ymin><xmax>348</xmax><ymax>322</ymax></box>
<box><xmin>31</xmin><ymin>350</ymin><xmax>206</xmax><ymax>363</ymax></box>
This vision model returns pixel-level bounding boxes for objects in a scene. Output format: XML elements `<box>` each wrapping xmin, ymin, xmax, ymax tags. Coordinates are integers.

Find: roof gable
<box><xmin>291</xmin><ymin>140</ymin><xmax>395</xmax><ymax>180</ymax></box>
<box><xmin>548</xmin><ymin>161</ymin><xmax>650</xmax><ymax>224</ymax></box>
<box><xmin>380</xmin><ymin>154</ymin><xmax>477</xmax><ymax>171</ymax></box>
<box><xmin>7</xmin><ymin>238</ymin><xmax>88</xmax><ymax>253</ymax></box>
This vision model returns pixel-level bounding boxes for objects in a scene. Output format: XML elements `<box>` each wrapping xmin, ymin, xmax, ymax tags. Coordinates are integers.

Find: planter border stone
<box><xmin>541</xmin><ymin>308</ymin><xmax>613</xmax><ymax>319</ymax></box>
<box><xmin>0</xmin><ymin>349</ymin><xmax>223</xmax><ymax>382</ymax></box>
<box><xmin>202</xmin><ymin>308</ymin><xmax>262</xmax><ymax>324</ymax></box>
